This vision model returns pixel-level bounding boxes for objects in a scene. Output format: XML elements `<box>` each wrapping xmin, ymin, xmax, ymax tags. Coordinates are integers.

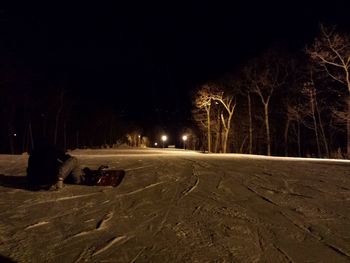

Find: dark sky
<box><xmin>1</xmin><ymin>1</ymin><xmax>350</xmax><ymax>133</ymax></box>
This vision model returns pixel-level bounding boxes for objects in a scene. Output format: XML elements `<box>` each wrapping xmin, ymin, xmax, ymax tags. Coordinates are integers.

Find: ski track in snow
<box><xmin>92</xmin><ymin>235</ymin><xmax>131</xmax><ymax>257</ymax></box>
<box><xmin>70</xmin><ymin>211</ymin><xmax>114</xmax><ymax>238</ymax></box>
<box><xmin>180</xmin><ymin>164</ymin><xmax>200</xmax><ymax>198</ymax></box>
<box><xmin>24</xmin><ymin>221</ymin><xmax>50</xmax><ymax>230</ymax></box>
<box><xmin>115</xmin><ymin>181</ymin><xmax>168</xmax><ymax>198</ymax></box>
<box><xmin>0</xmin><ymin>149</ymin><xmax>350</xmax><ymax>262</ymax></box>
<box><xmin>124</xmin><ymin>165</ymin><xmax>154</xmax><ymax>171</ymax></box>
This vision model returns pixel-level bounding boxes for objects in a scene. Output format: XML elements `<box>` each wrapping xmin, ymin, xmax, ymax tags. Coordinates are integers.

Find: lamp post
<box><xmin>161</xmin><ymin>135</ymin><xmax>167</xmax><ymax>148</ymax></box>
<box><xmin>182</xmin><ymin>135</ymin><xmax>188</xmax><ymax>150</ymax></box>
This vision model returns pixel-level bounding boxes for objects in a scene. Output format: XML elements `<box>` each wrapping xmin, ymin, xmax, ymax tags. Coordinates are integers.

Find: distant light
<box><xmin>182</xmin><ymin>135</ymin><xmax>188</xmax><ymax>141</ymax></box>
<box><xmin>13</xmin><ymin>133</ymin><xmax>17</xmax><ymax>137</ymax></box>
<box><xmin>138</xmin><ymin>135</ymin><xmax>141</xmax><ymax>138</ymax></box>
<box><xmin>161</xmin><ymin>135</ymin><xmax>167</xmax><ymax>142</ymax></box>
<box><xmin>154</xmin><ymin>142</ymin><xmax>158</xmax><ymax>146</ymax></box>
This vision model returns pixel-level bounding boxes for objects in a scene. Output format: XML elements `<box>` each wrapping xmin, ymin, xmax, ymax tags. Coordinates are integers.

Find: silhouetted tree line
<box><xmin>193</xmin><ymin>25</ymin><xmax>350</xmax><ymax>158</ymax></box>
<box><xmin>0</xmin><ymin>84</ymin><xmax>130</xmax><ymax>154</ymax></box>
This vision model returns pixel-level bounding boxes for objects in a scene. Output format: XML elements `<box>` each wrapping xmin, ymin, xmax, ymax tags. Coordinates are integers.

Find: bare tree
<box><xmin>211</xmin><ymin>91</ymin><xmax>236</xmax><ymax>153</ymax></box>
<box><xmin>246</xmin><ymin>51</ymin><xmax>288</xmax><ymax>156</ymax></box>
<box><xmin>238</xmin><ymin>73</ymin><xmax>255</xmax><ymax>154</ymax></box>
<box><xmin>192</xmin><ymin>108</ymin><xmax>208</xmax><ymax>150</ymax></box>
<box><xmin>302</xmin><ymin>82</ymin><xmax>322</xmax><ymax>157</ymax></box>
<box><xmin>283</xmin><ymin>75</ymin><xmax>306</xmax><ymax>157</ymax></box>
<box><xmin>307</xmin><ymin>24</ymin><xmax>350</xmax><ymax>156</ymax></box>
<box><xmin>211</xmin><ymin>105</ymin><xmax>223</xmax><ymax>153</ymax></box>
<box><xmin>247</xmin><ymin>91</ymin><xmax>253</xmax><ymax>154</ymax></box>
<box><xmin>287</xmin><ymin>103</ymin><xmax>303</xmax><ymax>156</ymax></box>
<box><xmin>194</xmin><ymin>85</ymin><xmax>213</xmax><ymax>152</ymax></box>
<box><xmin>283</xmin><ymin>100</ymin><xmax>291</xmax><ymax>156</ymax></box>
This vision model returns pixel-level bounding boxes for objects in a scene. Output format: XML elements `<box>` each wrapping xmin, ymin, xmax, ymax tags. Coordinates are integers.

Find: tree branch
<box><xmin>314</xmin><ymin>53</ymin><xmax>344</xmax><ymax>68</ymax></box>
<box><xmin>323</xmin><ymin>64</ymin><xmax>346</xmax><ymax>84</ymax></box>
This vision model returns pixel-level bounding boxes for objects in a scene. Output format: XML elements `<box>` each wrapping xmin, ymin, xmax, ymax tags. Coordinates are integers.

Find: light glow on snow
<box><xmin>0</xmin><ymin>148</ymin><xmax>349</xmax><ymax>262</ymax></box>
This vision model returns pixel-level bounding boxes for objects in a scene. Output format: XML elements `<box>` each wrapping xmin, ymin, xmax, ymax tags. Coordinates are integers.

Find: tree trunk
<box><xmin>310</xmin><ymin>91</ymin><xmax>321</xmax><ymax>157</ymax></box>
<box><xmin>248</xmin><ymin>93</ymin><xmax>253</xmax><ymax>154</ymax></box>
<box><xmin>219</xmin><ymin>116</ymin><xmax>223</xmax><ymax>153</ymax></box>
<box><xmin>348</xmin><ymin>97</ymin><xmax>350</xmax><ymax>158</ymax></box>
<box><xmin>206</xmin><ymin>106</ymin><xmax>211</xmax><ymax>153</ymax></box>
<box><xmin>223</xmin><ymin>129</ymin><xmax>228</xmax><ymax>153</ymax></box>
<box><xmin>223</xmin><ymin>113</ymin><xmax>233</xmax><ymax>154</ymax></box>
<box><xmin>239</xmin><ymin>135</ymin><xmax>248</xmax><ymax>153</ymax></box>
<box><xmin>346</xmin><ymin>74</ymin><xmax>350</xmax><ymax>158</ymax></box>
<box><xmin>213</xmin><ymin>133</ymin><xmax>218</xmax><ymax>153</ymax></box>
<box><xmin>297</xmin><ymin>121</ymin><xmax>301</xmax><ymax>157</ymax></box>
<box><xmin>264</xmin><ymin>103</ymin><xmax>271</xmax><ymax>156</ymax></box>
<box><xmin>221</xmin><ymin>113</ymin><xmax>231</xmax><ymax>154</ymax></box>
<box><xmin>314</xmin><ymin>89</ymin><xmax>329</xmax><ymax>157</ymax></box>
<box><xmin>284</xmin><ymin>118</ymin><xmax>290</xmax><ymax>156</ymax></box>
<box><xmin>214</xmin><ymin>112</ymin><xmax>221</xmax><ymax>153</ymax></box>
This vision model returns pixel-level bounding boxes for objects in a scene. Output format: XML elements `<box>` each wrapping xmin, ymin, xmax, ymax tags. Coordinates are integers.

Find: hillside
<box><xmin>0</xmin><ymin>149</ymin><xmax>349</xmax><ymax>263</ymax></box>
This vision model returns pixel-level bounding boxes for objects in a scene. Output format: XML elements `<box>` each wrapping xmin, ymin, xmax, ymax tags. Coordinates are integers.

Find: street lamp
<box><xmin>182</xmin><ymin>135</ymin><xmax>188</xmax><ymax>149</ymax></box>
<box><xmin>154</xmin><ymin>142</ymin><xmax>158</xmax><ymax>147</ymax></box>
<box><xmin>161</xmin><ymin>135</ymin><xmax>167</xmax><ymax>148</ymax></box>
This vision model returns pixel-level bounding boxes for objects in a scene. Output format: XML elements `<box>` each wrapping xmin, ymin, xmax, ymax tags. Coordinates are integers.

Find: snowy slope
<box><xmin>0</xmin><ymin>149</ymin><xmax>349</xmax><ymax>263</ymax></box>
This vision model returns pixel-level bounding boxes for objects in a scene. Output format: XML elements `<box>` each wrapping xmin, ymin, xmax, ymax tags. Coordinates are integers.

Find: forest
<box><xmin>1</xmin><ymin>25</ymin><xmax>349</xmax><ymax>158</ymax></box>
<box><xmin>192</xmin><ymin>25</ymin><xmax>350</xmax><ymax>158</ymax></box>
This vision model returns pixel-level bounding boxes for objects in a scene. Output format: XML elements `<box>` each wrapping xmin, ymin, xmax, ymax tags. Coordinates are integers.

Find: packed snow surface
<box><xmin>0</xmin><ymin>149</ymin><xmax>350</xmax><ymax>262</ymax></box>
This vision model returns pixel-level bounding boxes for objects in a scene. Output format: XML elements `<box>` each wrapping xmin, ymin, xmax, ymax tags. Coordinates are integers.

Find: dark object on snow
<box><xmin>0</xmin><ymin>255</ymin><xmax>17</xmax><ymax>263</ymax></box>
<box><xmin>26</xmin><ymin>137</ymin><xmax>75</xmax><ymax>190</ymax></box>
<box><xmin>26</xmin><ymin>139</ymin><xmax>124</xmax><ymax>190</ymax></box>
<box><xmin>82</xmin><ymin>166</ymin><xmax>125</xmax><ymax>187</ymax></box>
<box><xmin>27</xmin><ymin>138</ymin><xmax>65</xmax><ymax>189</ymax></box>
<box><xmin>0</xmin><ymin>174</ymin><xmax>27</xmax><ymax>190</ymax></box>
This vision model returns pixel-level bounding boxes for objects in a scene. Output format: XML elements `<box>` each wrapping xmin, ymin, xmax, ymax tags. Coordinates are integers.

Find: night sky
<box><xmin>1</xmin><ymin>2</ymin><xmax>350</xmax><ymax>136</ymax></box>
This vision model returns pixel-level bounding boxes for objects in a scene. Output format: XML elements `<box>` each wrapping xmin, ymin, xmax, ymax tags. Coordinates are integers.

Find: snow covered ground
<box><xmin>0</xmin><ymin>149</ymin><xmax>350</xmax><ymax>263</ymax></box>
